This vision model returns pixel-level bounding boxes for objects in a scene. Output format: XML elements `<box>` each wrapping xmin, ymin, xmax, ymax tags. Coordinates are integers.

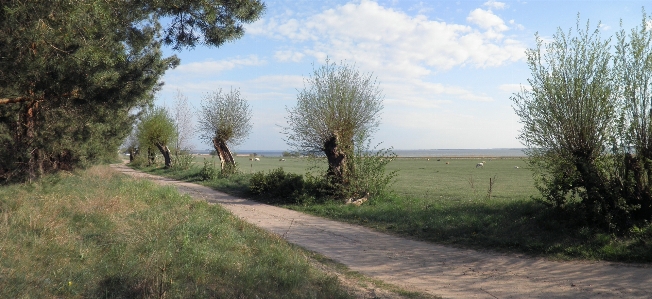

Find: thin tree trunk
<box><xmin>147</xmin><ymin>147</ymin><xmax>156</xmax><ymax>165</ymax></box>
<box><xmin>212</xmin><ymin>138</ymin><xmax>234</xmax><ymax>170</ymax></box>
<box><xmin>25</xmin><ymin>100</ymin><xmax>40</xmax><ymax>182</ymax></box>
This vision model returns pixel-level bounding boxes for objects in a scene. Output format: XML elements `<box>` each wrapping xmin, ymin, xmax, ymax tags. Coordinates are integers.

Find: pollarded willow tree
<box><xmin>198</xmin><ymin>88</ymin><xmax>252</xmax><ymax>172</ymax></box>
<box><xmin>137</xmin><ymin>107</ymin><xmax>177</xmax><ymax>168</ymax></box>
<box><xmin>614</xmin><ymin>11</ymin><xmax>652</xmax><ymax>220</ymax></box>
<box><xmin>285</xmin><ymin>59</ymin><xmax>384</xmax><ymax>190</ymax></box>
<box><xmin>512</xmin><ymin>15</ymin><xmax>652</xmax><ymax>230</ymax></box>
<box><xmin>513</xmin><ymin>19</ymin><xmax>619</xmax><ymax>225</ymax></box>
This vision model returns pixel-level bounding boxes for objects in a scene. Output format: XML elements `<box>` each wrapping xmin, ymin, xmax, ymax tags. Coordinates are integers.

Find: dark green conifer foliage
<box><xmin>0</xmin><ymin>0</ymin><xmax>265</xmax><ymax>182</ymax></box>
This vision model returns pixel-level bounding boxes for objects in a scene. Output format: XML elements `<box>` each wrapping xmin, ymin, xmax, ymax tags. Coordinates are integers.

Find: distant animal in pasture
<box><xmin>476</xmin><ymin>162</ymin><xmax>484</xmax><ymax>168</ymax></box>
<box><xmin>437</xmin><ymin>159</ymin><xmax>441</xmax><ymax>161</ymax></box>
<box><xmin>279</xmin><ymin>158</ymin><xmax>286</xmax><ymax>161</ymax></box>
<box><xmin>254</xmin><ymin>157</ymin><xmax>260</xmax><ymax>161</ymax></box>
<box><xmin>514</xmin><ymin>166</ymin><xmax>520</xmax><ymax>169</ymax></box>
<box><xmin>482</xmin><ymin>161</ymin><xmax>486</xmax><ymax>164</ymax></box>
<box><xmin>249</xmin><ymin>158</ymin><xmax>253</xmax><ymax>161</ymax></box>
<box><xmin>445</xmin><ymin>162</ymin><xmax>449</xmax><ymax>165</ymax></box>
<box><xmin>427</xmin><ymin>158</ymin><xmax>430</xmax><ymax>161</ymax></box>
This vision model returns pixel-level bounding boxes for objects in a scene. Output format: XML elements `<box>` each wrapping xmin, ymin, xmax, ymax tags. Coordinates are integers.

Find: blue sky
<box><xmin>156</xmin><ymin>0</ymin><xmax>649</xmax><ymax>151</ymax></box>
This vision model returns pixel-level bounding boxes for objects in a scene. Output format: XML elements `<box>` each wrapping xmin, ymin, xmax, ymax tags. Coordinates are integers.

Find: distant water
<box><xmin>195</xmin><ymin>148</ymin><xmax>527</xmax><ymax>157</ymax></box>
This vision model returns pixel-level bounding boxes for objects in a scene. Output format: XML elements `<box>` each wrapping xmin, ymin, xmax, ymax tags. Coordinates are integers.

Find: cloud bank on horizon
<box><xmin>157</xmin><ymin>0</ymin><xmax>646</xmax><ymax>151</ymax></box>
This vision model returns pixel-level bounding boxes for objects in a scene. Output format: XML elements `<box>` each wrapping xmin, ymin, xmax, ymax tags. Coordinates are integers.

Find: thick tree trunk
<box><xmin>155</xmin><ymin>143</ymin><xmax>172</xmax><ymax>168</ymax></box>
<box><xmin>323</xmin><ymin>133</ymin><xmax>349</xmax><ymax>187</ymax></box>
<box><xmin>573</xmin><ymin>150</ymin><xmax>612</xmax><ymax>225</ymax></box>
<box><xmin>147</xmin><ymin>147</ymin><xmax>156</xmax><ymax>165</ymax></box>
<box><xmin>212</xmin><ymin>138</ymin><xmax>234</xmax><ymax>170</ymax></box>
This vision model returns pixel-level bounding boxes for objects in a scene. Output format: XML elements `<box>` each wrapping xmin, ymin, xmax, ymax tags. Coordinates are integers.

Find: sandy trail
<box><xmin>111</xmin><ymin>163</ymin><xmax>652</xmax><ymax>298</ymax></box>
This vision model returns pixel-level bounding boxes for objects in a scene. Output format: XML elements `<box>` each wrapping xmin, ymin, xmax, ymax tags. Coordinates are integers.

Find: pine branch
<box><xmin>0</xmin><ymin>97</ymin><xmax>32</xmax><ymax>105</ymax></box>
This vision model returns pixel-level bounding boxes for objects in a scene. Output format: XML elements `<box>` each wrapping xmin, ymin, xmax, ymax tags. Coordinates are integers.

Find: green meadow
<box><xmin>143</xmin><ymin>155</ymin><xmax>652</xmax><ymax>262</ymax></box>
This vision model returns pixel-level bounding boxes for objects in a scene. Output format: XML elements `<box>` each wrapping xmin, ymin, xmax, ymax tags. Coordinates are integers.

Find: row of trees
<box><xmin>133</xmin><ymin>59</ymin><xmax>390</xmax><ymax>200</ymax></box>
<box><xmin>131</xmin><ymin>88</ymin><xmax>252</xmax><ymax>172</ymax></box>
<box><xmin>0</xmin><ymin>0</ymin><xmax>264</xmax><ymax>182</ymax></box>
<box><xmin>513</xmin><ymin>13</ymin><xmax>652</xmax><ymax>230</ymax></box>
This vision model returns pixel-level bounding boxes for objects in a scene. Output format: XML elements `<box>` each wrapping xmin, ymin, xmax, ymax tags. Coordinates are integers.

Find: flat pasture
<box><xmin>384</xmin><ymin>157</ymin><xmax>536</xmax><ymax>201</ymax></box>
<box><xmin>200</xmin><ymin>155</ymin><xmax>537</xmax><ymax>202</ymax></box>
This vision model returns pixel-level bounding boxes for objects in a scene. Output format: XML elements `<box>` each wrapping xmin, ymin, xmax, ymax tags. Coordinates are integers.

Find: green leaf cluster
<box><xmin>513</xmin><ymin>12</ymin><xmax>652</xmax><ymax>231</ymax></box>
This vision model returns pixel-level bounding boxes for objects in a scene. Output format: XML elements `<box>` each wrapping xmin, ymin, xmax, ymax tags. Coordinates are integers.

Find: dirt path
<box><xmin>111</xmin><ymin>164</ymin><xmax>652</xmax><ymax>298</ymax></box>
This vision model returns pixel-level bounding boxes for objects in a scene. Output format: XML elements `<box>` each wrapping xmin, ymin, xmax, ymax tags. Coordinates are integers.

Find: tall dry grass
<box><xmin>0</xmin><ymin>165</ymin><xmax>350</xmax><ymax>298</ymax></box>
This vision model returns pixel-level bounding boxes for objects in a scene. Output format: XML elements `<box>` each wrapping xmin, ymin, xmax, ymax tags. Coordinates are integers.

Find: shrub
<box><xmin>129</xmin><ymin>152</ymin><xmax>149</xmax><ymax>168</ymax></box>
<box><xmin>250</xmin><ymin>168</ymin><xmax>307</xmax><ymax>204</ymax></box>
<box><xmin>171</xmin><ymin>149</ymin><xmax>194</xmax><ymax>170</ymax></box>
<box><xmin>346</xmin><ymin>143</ymin><xmax>397</xmax><ymax>200</ymax></box>
<box><xmin>199</xmin><ymin>159</ymin><xmax>219</xmax><ymax>181</ymax></box>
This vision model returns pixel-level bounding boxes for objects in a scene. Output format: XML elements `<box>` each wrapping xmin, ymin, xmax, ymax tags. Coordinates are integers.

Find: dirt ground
<box><xmin>111</xmin><ymin>164</ymin><xmax>652</xmax><ymax>299</ymax></box>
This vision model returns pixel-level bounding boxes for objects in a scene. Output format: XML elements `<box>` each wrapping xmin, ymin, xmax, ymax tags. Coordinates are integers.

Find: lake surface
<box><xmin>195</xmin><ymin>148</ymin><xmax>527</xmax><ymax>157</ymax></box>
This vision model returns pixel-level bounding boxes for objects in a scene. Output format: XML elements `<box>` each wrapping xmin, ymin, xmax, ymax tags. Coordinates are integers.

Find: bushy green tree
<box><xmin>513</xmin><ymin>19</ymin><xmax>617</xmax><ymax>213</ymax></box>
<box><xmin>137</xmin><ymin>107</ymin><xmax>177</xmax><ymax>168</ymax></box>
<box><xmin>513</xmin><ymin>14</ymin><xmax>652</xmax><ymax>230</ymax></box>
<box><xmin>198</xmin><ymin>88</ymin><xmax>252</xmax><ymax>173</ymax></box>
<box><xmin>614</xmin><ymin>11</ymin><xmax>652</xmax><ymax>221</ymax></box>
<box><xmin>285</xmin><ymin>59</ymin><xmax>384</xmax><ymax>194</ymax></box>
<box><xmin>284</xmin><ymin>60</ymin><xmax>396</xmax><ymax>201</ymax></box>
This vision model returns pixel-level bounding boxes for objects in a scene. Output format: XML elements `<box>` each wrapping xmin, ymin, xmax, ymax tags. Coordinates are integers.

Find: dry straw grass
<box><xmin>0</xmin><ymin>165</ymin><xmax>352</xmax><ymax>298</ymax></box>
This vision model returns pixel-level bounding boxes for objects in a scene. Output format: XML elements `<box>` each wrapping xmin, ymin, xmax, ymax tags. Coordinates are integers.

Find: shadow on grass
<box><xmin>293</xmin><ymin>196</ymin><xmax>652</xmax><ymax>263</ymax></box>
<box><xmin>94</xmin><ymin>276</ymin><xmax>148</xmax><ymax>298</ymax></box>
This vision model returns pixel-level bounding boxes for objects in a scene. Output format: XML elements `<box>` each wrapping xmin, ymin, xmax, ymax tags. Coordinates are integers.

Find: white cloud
<box><xmin>509</xmin><ymin>19</ymin><xmax>525</xmax><ymax>31</ymax></box>
<box><xmin>483</xmin><ymin>0</ymin><xmax>507</xmax><ymax>10</ymax></box>
<box><xmin>248</xmin><ymin>0</ymin><xmax>525</xmax><ymax>77</ymax></box>
<box><xmin>173</xmin><ymin>55</ymin><xmax>266</xmax><ymax>75</ymax></box>
<box><xmin>467</xmin><ymin>8</ymin><xmax>509</xmax><ymax>36</ymax></box>
<box><xmin>383</xmin><ymin>78</ymin><xmax>493</xmax><ymax>110</ymax></box>
<box><xmin>274</xmin><ymin>50</ymin><xmax>305</xmax><ymax>62</ymax></box>
<box><xmin>378</xmin><ymin>105</ymin><xmax>523</xmax><ymax>148</ymax></box>
<box><xmin>162</xmin><ymin>74</ymin><xmax>304</xmax><ymax>102</ymax></box>
<box><xmin>499</xmin><ymin>83</ymin><xmax>530</xmax><ymax>93</ymax></box>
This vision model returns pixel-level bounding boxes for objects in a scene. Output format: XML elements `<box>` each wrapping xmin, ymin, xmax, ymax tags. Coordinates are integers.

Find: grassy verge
<box><xmin>134</xmin><ymin>157</ymin><xmax>652</xmax><ymax>263</ymax></box>
<box><xmin>0</xmin><ymin>165</ymin><xmax>352</xmax><ymax>298</ymax></box>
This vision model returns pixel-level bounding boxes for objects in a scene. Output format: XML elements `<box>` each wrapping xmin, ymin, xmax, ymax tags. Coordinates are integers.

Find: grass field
<box><xmin>0</xmin><ymin>165</ymin><xmax>359</xmax><ymax>298</ymax></box>
<box><xmin>138</xmin><ymin>155</ymin><xmax>652</xmax><ymax>263</ymax></box>
<box><xmin>199</xmin><ymin>155</ymin><xmax>536</xmax><ymax>201</ymax></box>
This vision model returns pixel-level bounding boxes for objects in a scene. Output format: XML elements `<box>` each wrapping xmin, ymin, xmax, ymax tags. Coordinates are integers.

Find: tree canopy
<box><xmin>512</xmin><ymin>14</ymin><xmax>652</xmax><ymax>230</ymax></box>
<box><xmin>285</xmin><ymin>59</ymin><xmax>383</xmax><ymax>188</ymax></box>
<box><xmin>198</xmin><ymin>88</ymin><xmax>252</xmax><ymax>171</ymax></box>
<box><xmin>138</xmin><ymin>107</ymin><xmax>177</xmax><ymax>168</ymax></box>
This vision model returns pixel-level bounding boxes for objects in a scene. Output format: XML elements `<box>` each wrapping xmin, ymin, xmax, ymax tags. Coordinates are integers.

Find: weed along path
<box><xmin>110</xmin><ymin>164</ymin><xmax>652</xmax><ymax>299</ymax></box>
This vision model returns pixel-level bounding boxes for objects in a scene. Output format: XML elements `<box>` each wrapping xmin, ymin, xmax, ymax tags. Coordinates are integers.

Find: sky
<box><xmin>155</xmin><ymin>0</ymin><xmax>651</xmax><ymax>152</ymax></box>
